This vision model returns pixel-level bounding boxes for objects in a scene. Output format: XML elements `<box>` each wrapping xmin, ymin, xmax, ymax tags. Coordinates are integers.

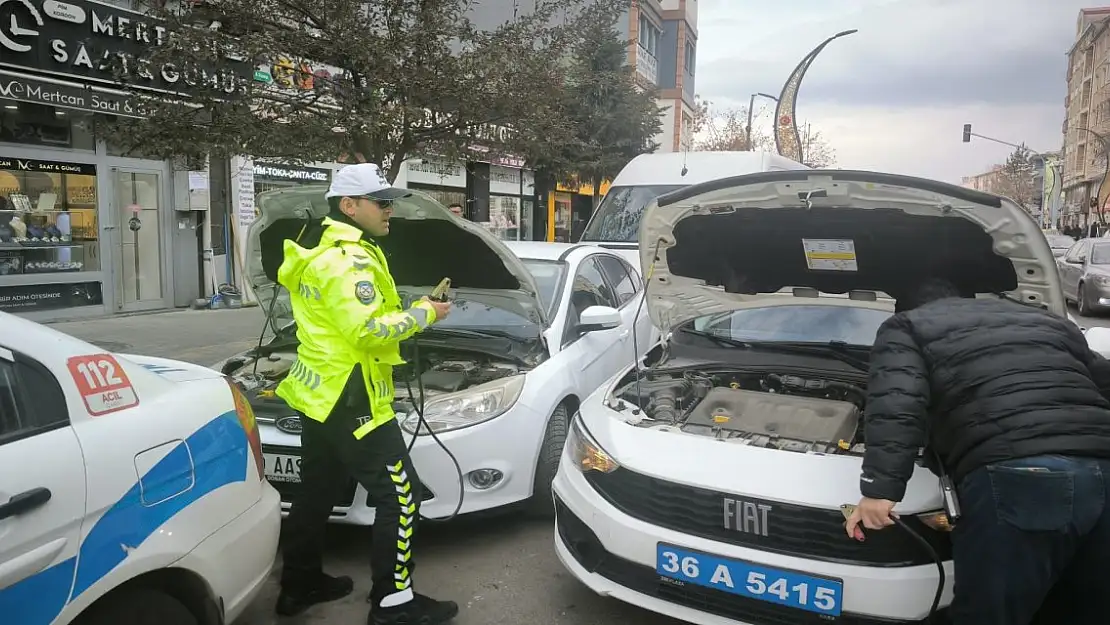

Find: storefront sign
<box><xmin>405</xmin><ymin>159</ymin><xmax>466</xmax><ymax>188</ymax></box>
<box><xmin>0</xmin><ymin>156</ymin><xmax>95</xmax><ymax>175</ymax></box>
<box><xmin>253</xmin><ymin>162</ymin><xmax>331</xmax><ymax>182</ymax></box>
<box><xmin>0</xmin><ymin>0</ymin><xmax>251</xmax><ymax>96</ymax></box>
<box><xmin>0</xmin><ymin>281</ymin><xmax>103</xmax><ymax>312</ymax></box>
<box><xmin>0</xmin><ymin>70</ymin><xmax>139</xmax><ymax>117</ymax></box>
<box><xmin>489</xmin><ymin>165</ymin><xmax>535</xmax><ymax>196</ymax></box>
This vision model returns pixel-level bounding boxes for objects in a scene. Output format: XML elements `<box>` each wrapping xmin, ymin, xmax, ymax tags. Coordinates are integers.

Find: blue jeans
<box><xmin>951</xmin><ymin>455</ymin><xmax>1110</xmax><ymax>625</ymax></box>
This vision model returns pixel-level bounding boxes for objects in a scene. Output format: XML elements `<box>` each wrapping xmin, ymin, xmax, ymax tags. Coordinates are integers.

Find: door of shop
<box><xmin>106</xmin><ymin>167</ymin><xmax>169</xmax><ymax>312</ymax></box>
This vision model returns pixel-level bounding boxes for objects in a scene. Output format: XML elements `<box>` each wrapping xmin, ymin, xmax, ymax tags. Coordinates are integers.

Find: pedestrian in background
<box><xmin>845</xmin><ymin>277</ymin><xmax>1110</xmax><ymax>625</ymax></box>
<box><xmin>273</xmin><ymin>163</ymin><xmax>457</xmax><ymax>625</ymax></box>
<box><xmin>447</xmin><ymin>202</ymin><xmax>464</xmax><ymax>218</ymax></box>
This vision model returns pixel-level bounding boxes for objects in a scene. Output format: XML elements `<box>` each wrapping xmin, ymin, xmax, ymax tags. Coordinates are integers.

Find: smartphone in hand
<box><xmin>431</xmin><ymin>277</ymin><xmax>451</xmax><ymax>302</ymax></box>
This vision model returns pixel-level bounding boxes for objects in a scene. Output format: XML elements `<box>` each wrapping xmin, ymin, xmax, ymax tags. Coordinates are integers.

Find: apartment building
<box><xmin>628</xmin><ymin>0</ymin><xmax>699</xmax><ymax>153</ymax></box>
<box><xmin>961</xmin><ymin>165</ymin><xmax>1006</xmax><ymax>194</ymax></box>
<box><xmin>1062</xmin><ymin>7</ymin><xmax>1110</xmax><ymax>225</ymax></box>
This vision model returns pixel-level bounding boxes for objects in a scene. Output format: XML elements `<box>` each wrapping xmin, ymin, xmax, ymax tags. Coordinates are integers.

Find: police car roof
<box><xmin>503</xmin><ymin>241</ymin><xmax>601</xmax><ymax>262</ymax></box>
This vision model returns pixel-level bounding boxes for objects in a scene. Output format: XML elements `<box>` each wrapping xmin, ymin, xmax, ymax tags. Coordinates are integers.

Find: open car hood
<box><xmin>245</xmin><ymin>184</ymin><xmax>546</xmax><ymax>333</ymax></box>
<box><xmin>639</xmin><ymin>170</ymin><xmax>1065</xmax><ymax>331</ymax></box>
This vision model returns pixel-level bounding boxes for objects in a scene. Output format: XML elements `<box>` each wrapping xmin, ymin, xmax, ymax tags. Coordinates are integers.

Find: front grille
<box><xmin>263</xmin><ymin>445</ymin><xmax>357</xmax><ymax>507</ymax></box>
<box><xmin>555</xmin><ymin>497</ymin><xmax>949</xmax><ymax>625</ymax></box>
<box><xmin>585</xmin><ymin>468</ymin><xmax>950</xmax><ymax>566</ymax></box>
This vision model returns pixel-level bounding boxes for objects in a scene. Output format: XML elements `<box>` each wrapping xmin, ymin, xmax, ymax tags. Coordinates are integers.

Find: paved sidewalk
<box><xmin>47</xmin><ymin>307</ymin><xmax>270</xmax><ymax>366</ymax></box>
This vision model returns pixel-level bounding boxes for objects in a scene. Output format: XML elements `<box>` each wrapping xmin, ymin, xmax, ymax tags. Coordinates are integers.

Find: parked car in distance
<box><xmin>1057</xmin><ymin>237</ymin><xmax>1110</xmax><ymax>315</ymax></box>
<box><xmin>1045</xmin><ymin>233</ymin><xmax>1075</xmax><ymax>257</ymax></box>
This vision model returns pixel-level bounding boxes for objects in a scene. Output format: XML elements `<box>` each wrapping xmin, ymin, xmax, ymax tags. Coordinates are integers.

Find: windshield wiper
<box><xmin>679</xmin><ymin>330</ymin><xmax>870</xmax><ymax>371</ymax></box>
<box><xmin>420</xmin><ymin>327</ymin><xmax>532</xmax><ymax>342</ymax></box>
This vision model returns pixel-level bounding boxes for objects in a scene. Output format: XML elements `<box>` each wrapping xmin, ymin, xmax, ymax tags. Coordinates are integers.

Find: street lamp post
<box><xmin>745</xmin><ymin>92</ymin><xmax>778</xmax><ymax>150</ymax></box>
<box><xmin>773</xmin><ymin>29</ymin><xmax>858</xmax><ymax>162</ymax></box>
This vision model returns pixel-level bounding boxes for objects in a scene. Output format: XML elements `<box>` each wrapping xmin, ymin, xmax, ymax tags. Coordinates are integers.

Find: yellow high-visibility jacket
<box><xmin>275</xmin><ymin>217</ymin><xmax>437</xmax><ymax>439</ymax></box>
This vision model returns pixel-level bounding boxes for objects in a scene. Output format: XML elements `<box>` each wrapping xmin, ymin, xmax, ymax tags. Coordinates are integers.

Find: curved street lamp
<box><xmin>773</xmin><ymin>29</ymin><xmax>858</xmax><ymax>163</ymax></box>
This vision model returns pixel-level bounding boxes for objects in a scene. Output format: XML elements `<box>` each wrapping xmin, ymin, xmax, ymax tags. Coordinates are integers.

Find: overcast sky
<box><xmin>696</xmin><ymin>0</ymin><xmax>1091</xmax><ymax>183</ymax></box>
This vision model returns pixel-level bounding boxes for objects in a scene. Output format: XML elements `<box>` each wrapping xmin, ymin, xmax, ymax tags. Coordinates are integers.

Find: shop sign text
<box><xmin>0</xmin><ymin>72</ymin><xmax>139</xmax><ymax>116</ymax></box>
<box><xmin>0</xmin><ymin>0</ymin><xmax>252</xmax><ymax>97</ymax></box>
<box><xmin>253</xmin><ymin>162</ymin><xmax>331</xmax><ymax>181</ymax></box>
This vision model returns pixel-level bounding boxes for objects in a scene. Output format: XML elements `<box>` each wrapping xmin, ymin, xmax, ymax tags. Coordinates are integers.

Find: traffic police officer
<box><xmin>274</xmin><ymin>163</ymin><xmax>457</xmax><ymax>625</ymax></box>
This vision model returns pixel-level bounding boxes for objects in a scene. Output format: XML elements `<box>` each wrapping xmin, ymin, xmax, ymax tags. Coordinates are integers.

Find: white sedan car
<box><xmin>217</xmin><ymin>185</ymin><xmax>654</xmax><ymax>524</ymax></box>
<box><xmin>0</xmin><ymin>311</ymin><xmax>280</xmax><ymax>625</ymax></box>
<box><xmin>553</xmin><ymin>170</ymin><xmax>1077</xmax><ymax>624</ymax></box>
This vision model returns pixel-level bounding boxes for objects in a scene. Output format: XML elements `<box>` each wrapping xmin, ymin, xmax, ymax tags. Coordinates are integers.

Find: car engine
<box><xmin>610</xmin><ymin>369</ymin><xmax>868</xmax><ymax>454</ymax></box>
<box><xmin>222</xmin><ymin>346</ymin><xmax>524</xmax><ymax>405</ymax></box>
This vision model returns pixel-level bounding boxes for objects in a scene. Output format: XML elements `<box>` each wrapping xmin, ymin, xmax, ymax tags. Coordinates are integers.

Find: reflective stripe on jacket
<box><xmin>275</xmin><ymin>217</ymin><xmax>437</xmax><ymax>438</ymax></box>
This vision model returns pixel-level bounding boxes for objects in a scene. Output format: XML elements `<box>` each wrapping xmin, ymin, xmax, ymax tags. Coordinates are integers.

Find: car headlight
<box><xmin>400</xmin><ymin>374</ymin><xmax>525</xmax><ymax>435</ymax></box>
<box><xmin>566</xmin><ymin>413</ymin><xmax>620</xmax><ymax>474</ymax></box>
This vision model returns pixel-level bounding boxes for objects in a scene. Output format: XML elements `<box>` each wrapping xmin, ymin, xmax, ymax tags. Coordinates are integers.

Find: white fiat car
<box><xmin>0</xmin><ymin>311</ymin><xmax>279</xmax><ymax>625</ymax></box>
<box><xmin>217</xmin><ymin>185</ymin><xmax>654</xmax><ymax>523</ymax></box>
<box><xmin>552</xmin><ymin>170</ymin><xmax>1072</xmax><ymax>624</ymax></box>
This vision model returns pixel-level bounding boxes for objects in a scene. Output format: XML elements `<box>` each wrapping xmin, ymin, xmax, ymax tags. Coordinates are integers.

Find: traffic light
<box><xmin>962</xmin><ymin>124</ymin><xmax>972</xmax><ymax>143</ymax></box>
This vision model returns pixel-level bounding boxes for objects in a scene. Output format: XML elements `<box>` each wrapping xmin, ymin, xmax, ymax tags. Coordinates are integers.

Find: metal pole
<box><xmin>745</xmin><ymin>92</ymin><xmax>778</xmax><ymax>151</ymax></box>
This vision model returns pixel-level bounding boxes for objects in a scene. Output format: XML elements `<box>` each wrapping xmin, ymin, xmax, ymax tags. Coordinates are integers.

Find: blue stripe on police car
<box><xmin>0</xmin><ymin>411</ymin><xmax>249</xmax><ymax>625</ymax></box>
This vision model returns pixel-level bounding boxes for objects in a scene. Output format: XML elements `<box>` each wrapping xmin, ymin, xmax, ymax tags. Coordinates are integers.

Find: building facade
<box><xmin>630</xmin><ymin>0</ymin><xmax>699</xmax><ymax>154</ymax></box>
<box><xmin>960</xmin><ymin>165</ymin><xmax>1006</xmax><ymax>194</ymax></box>
<box><xmin>0</xmin><ymin>0</ymin><xmax>251</xmax><ymax>321</ymax></box>
<box><xmin>1062</xmin><ymin>7</ymin><xmax>1110</xmax><ymax>229</ymax></box>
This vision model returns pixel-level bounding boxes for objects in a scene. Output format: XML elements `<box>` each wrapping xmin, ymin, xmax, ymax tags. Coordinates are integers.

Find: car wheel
<box><xmin>529</xmin><ymin>402</ymin><xmax>570</xmax><ymax>517</ymax></box>
<box><xmin>1080</xmin><ymin>283</ymin><xmax>1091</xmax><ymax>316</ymax></box>
<box><xmin>78</xmin><ymin>588</ymin><xmax>199</xmax><ymax>625</ymax></box>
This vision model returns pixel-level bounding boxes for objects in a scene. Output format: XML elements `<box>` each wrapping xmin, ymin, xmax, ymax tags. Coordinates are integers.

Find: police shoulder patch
<box><xmin>355</xmin><ymin>280</ymin><xmax>376</xmax><ymax>305</ymax></box>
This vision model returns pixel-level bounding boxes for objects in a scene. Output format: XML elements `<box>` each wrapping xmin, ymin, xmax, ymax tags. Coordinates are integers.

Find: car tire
<box><xmin>79</xmin><ymin>588</ymin><xmax>199</xmax><ymax>625</ymax></box>
<box><xmin>1080</xmin><ymin>283</ymin><xmax>1091</xmax><ymax>316</ymax></box>
<box><xmin>529</xmin><ymin>402</ymin><xmax>570</xmax><ymax>517</ymax></box>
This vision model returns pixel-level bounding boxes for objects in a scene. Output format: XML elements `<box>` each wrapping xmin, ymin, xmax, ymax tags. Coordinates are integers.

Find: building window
<box><xmin>684</xmin><ymin>42</ymin><xmax>696</xmax><ymax>75</ymax></box>
<box><xmin>638</xmin><ymin>15</ymin><xmax>660</xmax><ymax>58</ymax></box>
<box><xmin>1</xmin><ymin>104</ymin><xmax>95</xmax><ymax>151</ymax></box>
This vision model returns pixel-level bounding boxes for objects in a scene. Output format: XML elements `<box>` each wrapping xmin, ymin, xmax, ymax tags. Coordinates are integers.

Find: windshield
<box><xmin>520</xmin><ymin>259</ymin><xmax>566</xmax><ymax>316</ymax></box>
<box><xmin>1047</xmin><ymin>235</ymin><xmax>1075</xmax><ymax>248</ymax></box>
<box><xmin>579</xmin><ymin>185</ymin><xmax>686</xmax><ymax>242</ymax></box>
<box><xmin>690</xmin><ymin>305</ymin><xmax>893</xmax><ymax>347</ymax></box>
<box><xmin>1092</xmin><ymin>243</ymin><xmax>1110</xmax><ymax>265</ymax></box>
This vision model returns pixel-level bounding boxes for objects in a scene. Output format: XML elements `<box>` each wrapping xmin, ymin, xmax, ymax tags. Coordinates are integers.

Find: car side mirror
<box><xmin>577</xmin><ymin>305</ymin><xmax>621</xmax><ymax>333</ymax></box>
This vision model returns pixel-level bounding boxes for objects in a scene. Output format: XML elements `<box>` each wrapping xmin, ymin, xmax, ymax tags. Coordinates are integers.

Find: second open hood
<box><xmin>245</xmin><ymin>184</ymin><xmax>546</xmax><ymax>332</ymax></box>
<box><xmin>639</xmin><ymin>170</ymin><xmax>1065</xmax><ymax>331</ymax></box>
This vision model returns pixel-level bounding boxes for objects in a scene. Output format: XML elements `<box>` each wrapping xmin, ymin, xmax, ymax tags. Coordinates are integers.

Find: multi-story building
<box><xmin>961</xmin><ymin>165</ymin><xmax>1006</xmax><ymax>194</ymax></box>
<box><xmin>1062</xmin><ymin>7</ymin><xmax>1110</xmax><ymax>228</ymax></box>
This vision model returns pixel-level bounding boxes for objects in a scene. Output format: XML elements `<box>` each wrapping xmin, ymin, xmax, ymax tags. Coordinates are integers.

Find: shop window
<box><xmin>0</xmin><ymin>159</ymin><xmax>100</xmax><ymax>276</ymax></box>
<box><xmin>553</xmin><ymin>194</ymin><xmax>573</xmax><ymax>242</ymax></box>
<box><xmin>1</xmin><ymin>104</ymin><xmax>95</xmax><ymax>151</ymax></box>
<box><xmin>489</xmin><ymin>195</ymin><xmax>522</xmax><ymax>241</ymax></box>
<box><xmin>410</xmin><ymin>186</ymin><xmax>466</xmax><ymax>216</ymax></box>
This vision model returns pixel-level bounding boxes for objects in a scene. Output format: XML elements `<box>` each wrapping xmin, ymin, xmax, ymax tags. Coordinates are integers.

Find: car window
<box><xmin>520</xmin><ymin>259</ymin><xmax>566</xmax><ymax>316</ymax></box>
<box><xmin>595</xmin><ymin>254</ymin><xmax>639</xmax><ymax>307</ymax></box>
<box><xmin>1065</xmin><ymin>241</ymin><xmax>1089</xmax><ymax>262</ymax></box>
<box><xmin>0</xmin><ymin>351</ymin><xmax>69</xmax><ymax>445</ymax></box>
<box><xmin>691</xmin><ymin>305</ymin><xmax>892</xmax><ymax>347</ymax></box>
<box><xmin>567</xmin><ymin>258</ymin><xmax>618</xmax><ymax>327</ymax></box>
<box><xmin>579</xmin><ymin>185</ymin><xmax>686</xmax><ymax>243</ymax></box>
<box><xmin>1092</xmin><ymin>243</ymin><xmax>1110</xmax><ymax>265</ymax></box>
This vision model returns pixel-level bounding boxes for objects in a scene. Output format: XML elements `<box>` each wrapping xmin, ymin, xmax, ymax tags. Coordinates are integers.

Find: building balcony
<box><xmin>636</xmin><ymin>45</ymin><xmax>658</xmax><ymax>85</ymax></box>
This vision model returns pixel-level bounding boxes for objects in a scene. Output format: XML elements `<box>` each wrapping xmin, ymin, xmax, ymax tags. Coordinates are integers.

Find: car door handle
<box><xmin>0</xmin><ymin>488</ymin><xmax>52</xmax><ymax>521</ymax></box>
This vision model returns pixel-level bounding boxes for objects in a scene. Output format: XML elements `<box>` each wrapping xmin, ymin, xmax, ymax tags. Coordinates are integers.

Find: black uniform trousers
<box><xmin>281</xmin><ymin>368</ymin><xmax>423</xmax><ymax>605</ymax></box>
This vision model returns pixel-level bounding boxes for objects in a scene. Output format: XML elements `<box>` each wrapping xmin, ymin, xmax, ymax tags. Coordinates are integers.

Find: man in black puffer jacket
<box><xmin>843</xmin><ymin>278</ymin><xmax>1110</xmax><ymax>625</ymax></box>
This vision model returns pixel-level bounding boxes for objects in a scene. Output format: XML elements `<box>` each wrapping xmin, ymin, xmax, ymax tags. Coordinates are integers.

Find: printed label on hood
<box><xmin>802</xmin><ymin>239</ymin><xmax>858</xmax><ymax>272</ymax></box>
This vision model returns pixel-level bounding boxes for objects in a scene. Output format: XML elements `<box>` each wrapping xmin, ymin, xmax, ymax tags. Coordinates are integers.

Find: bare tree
<box><xmin>992</xmin><ymin>145</ymin><xmax>1037</xmax><ymax>211</ymax></box>
<box><xmin>103</xmin><ymin>0</ymin><xmax>627</xmax><ymax>179</ymax></box>
<box><xmin>691</xmin><ymin>96</ymin><xmax>835</xmax><ymax>165</ymax></box>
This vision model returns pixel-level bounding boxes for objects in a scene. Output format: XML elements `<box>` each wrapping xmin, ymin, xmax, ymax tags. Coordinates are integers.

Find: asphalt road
<box><xmin>46</xmin><ymin>304</ymin><xmax>1110</xmax><ymax>625</ymax></box>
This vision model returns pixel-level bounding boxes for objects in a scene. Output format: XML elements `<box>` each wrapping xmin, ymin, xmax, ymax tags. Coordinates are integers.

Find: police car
<box><xmin>0</xmin><ymin>311</ymin><xmax>280</xmax><ymax>625</ymax></box>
